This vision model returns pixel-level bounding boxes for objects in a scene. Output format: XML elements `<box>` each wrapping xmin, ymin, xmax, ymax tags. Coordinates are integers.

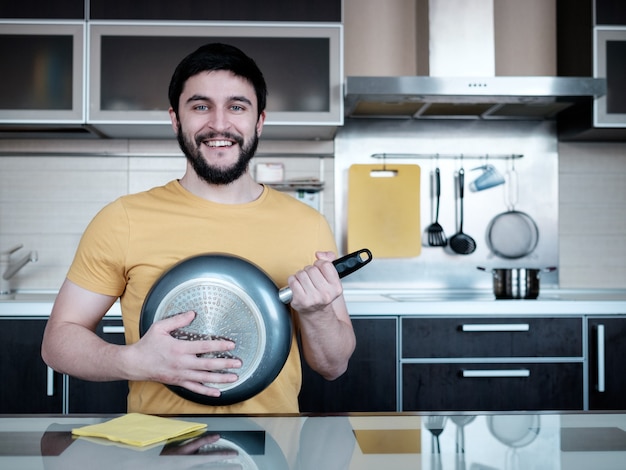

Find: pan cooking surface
<box><xmin>155</xmin><ymin>277</ymin><xmax>266</xmax><ymax>392</ymax></box>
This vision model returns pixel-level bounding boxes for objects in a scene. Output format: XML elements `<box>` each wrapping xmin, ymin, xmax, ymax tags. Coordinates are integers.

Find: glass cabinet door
<box><xmin>0</xmin><ymin>22</ymin><xmax>84</xmax><ymax>122</ymax></box>
<box><xmin>88</xmin><ymin>23</ymin><xmax>342</xmax><ymax>139</ymax></box>
<box><xmin>594</xmin><ymin>28</ymin><xmax>626</xmax><ymax>127</ymax></box>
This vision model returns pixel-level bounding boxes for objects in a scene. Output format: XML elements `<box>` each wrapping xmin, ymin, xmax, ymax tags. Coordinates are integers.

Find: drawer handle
<box><xmin>597</xmin><ymin>324</ymin><xmax>605</xmax><ymax>393</ymax></box>
<box><xmin>462</xmin><ymin>369</ymin><xmax>530</xmax><ymax>378</ymax></box>
<box><xmin>103</xmin><ymin>326</ymin><xmax>125</xmax><ymax>334</ymax></box>
<box><xmin>46</xmin><ymin>366</ymin><xmax>55</xmax><ymax>396</ymax></box>
<box><xmin>462</xmin><ymin>324</ymin><xmax>529</xmax><ymax>332</ymax></box>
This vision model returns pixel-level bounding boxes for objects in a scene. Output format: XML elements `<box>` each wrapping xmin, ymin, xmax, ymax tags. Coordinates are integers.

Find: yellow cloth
<box><xmin>67</xmin><ymin>180</ymin><xmax>338</xmax><ymax>414</ymax></box>
<box><xmin>71</xmin><ymin>413</ymin><xmax>207</xmax><ymax>447</ymax></box>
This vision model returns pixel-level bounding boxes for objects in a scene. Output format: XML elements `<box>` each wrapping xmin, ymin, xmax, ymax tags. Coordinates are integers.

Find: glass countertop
<box><xmin>1</xmin><ymin>411</ymin><xmax>625</xmax><ymax>469</ymax></box>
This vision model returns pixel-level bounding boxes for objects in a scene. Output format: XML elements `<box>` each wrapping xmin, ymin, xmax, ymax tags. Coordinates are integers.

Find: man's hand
<box><xmin>131</xmin><ymin>311</ymin><xmax>242</xmax><ymax>397</ymax></box>
<box><xmin>287</xmin><ymin>251</ymin><xmax>343</xmax><ymax>315</ymax></box>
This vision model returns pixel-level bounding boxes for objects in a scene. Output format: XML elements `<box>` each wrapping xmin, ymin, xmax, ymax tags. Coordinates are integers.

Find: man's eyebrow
<box><xmin>185</xmin><ymin>94</ymin><xmax>253</xmax><ymax>106</ymax></box>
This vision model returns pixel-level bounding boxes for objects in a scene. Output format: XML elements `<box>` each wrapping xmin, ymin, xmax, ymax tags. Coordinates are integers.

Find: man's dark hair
<box><xmin>168</xmin><ymin>43</ymin><xmax>267</xmax><ymax>118</ymax></box>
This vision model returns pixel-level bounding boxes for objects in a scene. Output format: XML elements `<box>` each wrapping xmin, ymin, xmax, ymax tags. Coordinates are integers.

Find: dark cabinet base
<box><xmin>588</xmin><ymin>318</ymin><xmax>626</xmax><ymax>410</ymax></box>
<box><xmin>402</xmin><ymin>362</ymin><xmax>583</xmax><ymax>411</ymax></box>
<box><xmin>299</xmin><ymin>318</ymin><xmax>397</xmax><ymax>412</ymax></box>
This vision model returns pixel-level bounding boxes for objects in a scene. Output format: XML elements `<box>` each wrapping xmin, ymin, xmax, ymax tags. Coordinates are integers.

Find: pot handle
<box><xmin>278</xmin><ymin>248</ymin><xmax>373</xmax><ymax>304</ymax></box>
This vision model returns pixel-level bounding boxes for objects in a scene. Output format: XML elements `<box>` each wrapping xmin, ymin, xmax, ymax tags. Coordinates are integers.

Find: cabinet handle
<box><xmin>103</xmin><ymin>326</ymin><xmax>125</xmax><ymax>334</ymax></box>
<box><xmin>597</xmin><ymin>324</ymin><xmax>605</xmax><ymax>393</ymax></box>
<box><xmin>462</xmin><ymin>369</ymin><xmax>530</xmax><ymax>378</ymax></box>
<box><xmin>461</xmin><ymin>324</ymin><xmax>529</xmax><ymax>332</ymax></box>
<box><xmin>46</xmin><ymin>366</ymin><xmax>54</xmax><ymax>396</ymax></box>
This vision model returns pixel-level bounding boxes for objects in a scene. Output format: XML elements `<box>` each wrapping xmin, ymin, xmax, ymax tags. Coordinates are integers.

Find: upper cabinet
<box><xmin>0</xmin><ymin>0</ymin><xmax>84</xmax><ymax>20</ymax></box>
<box><xmin>557</xmin><ymin>0</ymin><xmax>626</xmax><ymax>140</ymax></box>
<box><xmin>0</xmin><ymin>0</ymin><xmax>342</xmax><ymax>140</ymax></box>
<box><xmin>594</xmin><ymin>28</ymin><xmax>626</xmax><ymax>128</ymax></box>
<box><xmin>89</xmin><ymin>0</ymin><xmax>341</xmax><ymax>22</ymax></box>
<box><xmin>87</xmin><ymin>22</ymin><xmax>342</xmax><ymax>140</ymax></box>
<box><xmin>0</xmin><ymin>22</ymin><xmax>85</xmax><ymax>126</ymax></box>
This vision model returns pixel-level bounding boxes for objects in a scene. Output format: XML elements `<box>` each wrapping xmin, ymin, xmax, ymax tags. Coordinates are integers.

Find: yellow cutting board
<box><xmin>348</xmin><ymin>164</ymin><xmax>421</xmax><ymax>258</ymax></box>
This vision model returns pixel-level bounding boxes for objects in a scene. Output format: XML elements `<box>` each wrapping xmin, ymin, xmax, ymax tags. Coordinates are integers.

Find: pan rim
<box><xmin>139</xmin><ymin>253</ymin><xmax>293</xmax><ymax>406</ymax></box>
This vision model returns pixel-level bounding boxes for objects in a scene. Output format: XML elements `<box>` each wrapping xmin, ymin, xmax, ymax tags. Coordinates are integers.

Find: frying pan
<box><xmin>139</xmin><ymin>248</ymin><xmax>372</xmax><ymax>406</ymax></box>
<box><xmin>486</xmin><ymin>166</ymin><xmax>539</xmax><ymax>259</ymax></box>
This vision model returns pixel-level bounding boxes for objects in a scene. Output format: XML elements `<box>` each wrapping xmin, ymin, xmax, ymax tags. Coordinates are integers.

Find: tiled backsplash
<box><xmin>0</xmin><ymin>141</ymin><xmax>334</xmax><ymax>292</ymax></box>
<box><xmin>1</xmin><ymin>139</ymin><xmax>625</xmax><ymax>292</ymax></box>
<box><xmin>558</xmin><ymin>141</ymin><xmax>626</xmax><ymax>289</ymax></box>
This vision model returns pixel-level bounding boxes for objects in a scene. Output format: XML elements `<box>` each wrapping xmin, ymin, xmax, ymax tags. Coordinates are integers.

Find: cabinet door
<box><xmin>90</xmin><ymin>0</ymin><xmax>341</xmax><ymax>22</ymax></box>
<box><xmin>402</xmin><ymin>317</ymin><xmax>583</xmax><ymax>358</ymax></box>
<box><xmin>588</xmin><ymin>317</ymin><xmax>626</xmax><ymax>410</ymax></box>
<box><xmin>0</xmin><ymin>23</ymin><xmax>84</xmax><ymax>122</ymax></box>
<box><xmin>67</xmin><ymin>319</ymin><xmax>128</xmax><ymax>413</ymax></box>
<box><xmin>299</xmin><ymin>317</ymin><xmax>397</xmax><ymax>412</ymax></box>
<box><xmin>88</xmin><ymin>23</ymin><xmax>342</xmax><ymax>139</ymax></box>
<box><xmin>595</xmin><ymin>0</ymin><xmax>626</xmax><ymax>25</ymax></box>
<box><xmin>402</xmin><ymin>362</ymin><xmax>583</xmax><ymax>411</ymax></box>
<box><xmin>0</xmin><ymin>0</ymin><xmax>84</xmax><ymax>19</ymax></box>
<box><xmin>0</xmin><ymin>319</ymin><xmax>63</xmax><ymax>413</ymax></box>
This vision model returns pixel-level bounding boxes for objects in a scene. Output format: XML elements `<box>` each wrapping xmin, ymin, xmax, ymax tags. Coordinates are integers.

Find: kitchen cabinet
<box><xmin>0</xmin><ymin>22</ymin><xmax>85</xmax><ymax>125</ymax></box>
<box><xmin>557</xmin><ymin>0</ymin><xmax>626</xmax><ymax>140</ymax></box>
<box><xmin>67</xmin><ymin>319</ymin><xmax>128</xmax><ymax>413</ymax></box>
<box><xmin>299</xmin><ymin>317</ymin><xmax>398</xmax><ymax>412</ymax></box>
<box><xmin>587</xmin><ymin>316</ymin><xmax>626</xmax><ymax>410</ymax></box>
<box><xmin>89</xmin><ymin>0</ymin><xmax>341</xmax><ymax>22</ymax></box>
<box><xmin>401</xmin><ymin>316</ymin><xmax>584</xmax><ymax>411</ymax></box>
<box><xmin>0</xmin><ymin>0</ymin><xmax>84</xmax><ymax>19</ymax></box>
<box><xmin>0</xmin><ymin>318</ymin><xmax>63</xmax><ymax>414</ymax></box>
<box><xmin>88</xmin><ymin>23</ymin><xmax>342</xmax><ymax>140</ymax></box>
<box><xmin>595</xmin><ymin>0</ymin><xmax>626</xmax><ymax>26</ymax></box>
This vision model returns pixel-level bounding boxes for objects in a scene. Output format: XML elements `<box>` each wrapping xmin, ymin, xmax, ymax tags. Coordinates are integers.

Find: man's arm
<box><xmin>288</xmin><ymin>252</ymin><xmax>356</xmax><ymax>380</ymax></box>
<box><xmin>41</xmin><ymin>278</ymin><xmax>243</xmax><ymax>397</ymax></box>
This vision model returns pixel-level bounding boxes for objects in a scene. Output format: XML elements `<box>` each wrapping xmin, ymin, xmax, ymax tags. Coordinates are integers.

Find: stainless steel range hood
<box><xmin>344</xmin><ymin>0</ymin><xmax>606</xmax><ymax>121</ymax></box>
<box><xmin>344</xmin><ymin>75</ymin><xmax>606</xmax><ymax>120</ymax></box>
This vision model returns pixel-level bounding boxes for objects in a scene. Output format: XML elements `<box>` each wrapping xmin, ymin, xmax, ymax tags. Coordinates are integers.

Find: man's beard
<box><xmin>176</xmin><ymin>123</ymin><xmax>259</xmax><ymax>185</ymax></box>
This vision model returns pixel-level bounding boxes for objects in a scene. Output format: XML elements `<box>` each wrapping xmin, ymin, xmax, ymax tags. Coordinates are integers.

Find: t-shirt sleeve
<box><xmin>66</xmin><ymin>199</ymin><xmax>129</xmax><ymax>297</ymax></box>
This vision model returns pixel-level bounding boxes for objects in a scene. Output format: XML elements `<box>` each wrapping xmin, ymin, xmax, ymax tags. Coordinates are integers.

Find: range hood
<box><xmin>344</xmin><ymin>75</ymin><xmax>606</xmax><ymax>120</ymax></box>
<box><xmin>344</xmin><ymin>0</ymin><xmax>606</xmax><ymax>121</ymax></box>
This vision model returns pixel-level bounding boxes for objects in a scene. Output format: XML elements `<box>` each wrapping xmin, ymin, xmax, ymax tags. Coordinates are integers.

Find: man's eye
<box><xmin>194</xmin><ymin>105</ymin><xmax>208</xmax><ymax>111</ymax></box>
<box><xmin>231</xmin><ymin>105</ymin><xmax>244</xmax><ymax>112</ymax></box>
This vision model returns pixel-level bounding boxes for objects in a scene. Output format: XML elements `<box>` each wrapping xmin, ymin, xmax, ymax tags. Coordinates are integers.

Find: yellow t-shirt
<box><xmin>67</xmin><ymin>180</ymin><xmax>337</xmax><ymax>414</ymax></box>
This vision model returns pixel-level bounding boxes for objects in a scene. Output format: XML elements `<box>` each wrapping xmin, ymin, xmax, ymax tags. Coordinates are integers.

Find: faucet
<box><xmin>1</xmin><ymin>244</ymin><xmax>38</xmax><ymax>296</ymax></box>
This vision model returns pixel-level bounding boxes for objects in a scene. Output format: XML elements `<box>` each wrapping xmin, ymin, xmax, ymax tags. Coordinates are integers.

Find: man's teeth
<box><xmin>205</xmin><ymin>140</ymin><xmax>233</xmax><ymax>147</ymax></box>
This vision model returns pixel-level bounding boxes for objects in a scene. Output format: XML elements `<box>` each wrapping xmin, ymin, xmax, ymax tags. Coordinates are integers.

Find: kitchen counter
<box><xmin>1</xmin><ymin>411</ymin><xmax>625</xmax><ymax>469</ymax></box>
<box><xmin>2</xmin><ymin>289</ymin><xmax>626</xmax><ymax>317</ymax></box>
<box><xmin>342</xmin><ymin>288</ymin><xmax>626</xmax><ymax>315</ymax></box>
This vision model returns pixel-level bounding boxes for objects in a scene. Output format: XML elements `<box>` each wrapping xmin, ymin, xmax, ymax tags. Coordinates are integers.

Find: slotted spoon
<box><xmin>425</xmin><ymin>167</ymin><xmax>447</xmax><ymax>247</ymax></box>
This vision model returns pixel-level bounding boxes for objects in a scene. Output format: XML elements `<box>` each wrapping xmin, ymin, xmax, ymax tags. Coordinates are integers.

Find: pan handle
<box><xmin>278</xmin><ymin>248</ymin><xmax>373</xmax><ymax>304</ymax></box>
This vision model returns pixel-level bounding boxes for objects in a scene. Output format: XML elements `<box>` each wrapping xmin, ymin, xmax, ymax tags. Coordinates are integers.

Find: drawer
<box><xmin>402</xmin><ymin>362</ymin><xmax>583</xmax><ymax>411</ymax></box>
<box><xmin>402</xmin><ymin>317</ymin><xmax>582</xmax><ymax>358</ymax></box>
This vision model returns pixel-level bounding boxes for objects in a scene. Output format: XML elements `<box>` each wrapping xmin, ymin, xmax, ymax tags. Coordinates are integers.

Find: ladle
<box><xmin>449</xmin><ymin>168</ymin><xmax>476</xmax><ymax>255</ymax></box>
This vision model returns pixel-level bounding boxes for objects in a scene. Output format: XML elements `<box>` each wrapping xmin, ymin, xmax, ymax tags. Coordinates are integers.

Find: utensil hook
<box><xmin>504</xmin><ymin>157</ymin><xmax>518</xmax><ymax>211</ymax></box>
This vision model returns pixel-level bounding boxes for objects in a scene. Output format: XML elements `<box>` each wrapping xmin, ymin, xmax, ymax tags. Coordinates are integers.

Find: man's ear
<box><xmin>256</xmin><ymin>111</ymin><xmax>266</xmax><ymax>137</ymax></box>
<box><xmin>169</xmin><ymin>107</ymin><xmax>179</xmax><ymax>134</ymax></box>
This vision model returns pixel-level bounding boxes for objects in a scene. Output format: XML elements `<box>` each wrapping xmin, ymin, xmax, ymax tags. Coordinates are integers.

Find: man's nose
<box><xmin>205</xmin><ymin>108</ymin><xmax>231</xmax><ymax>131</ymax></box>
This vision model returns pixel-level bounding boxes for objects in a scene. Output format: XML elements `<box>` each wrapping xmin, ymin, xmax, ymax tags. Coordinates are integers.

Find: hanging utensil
<box><xmin>449</xmin><ymin>168</ymin><xmax>476</xmax><ymax>255</ymax></box>
<box><xmin>425</xmin><ymin>167</ymin><xmax>447</xmax><ymax>247</ymax></box>
<box><xmin>486</xmin><ymin>162</ymin><xmax>539</xmax><ymax>259</ymax></box>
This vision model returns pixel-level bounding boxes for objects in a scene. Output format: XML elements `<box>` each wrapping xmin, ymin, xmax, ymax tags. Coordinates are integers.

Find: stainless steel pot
<box><xmin>477</xmin><ymin>267</ymin><xmax>556</xmax><ymax>299</ymax></box>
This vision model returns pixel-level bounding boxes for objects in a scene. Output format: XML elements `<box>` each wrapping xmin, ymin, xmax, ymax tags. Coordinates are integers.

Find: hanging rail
<box><xmin>370</xmin><ymin>153</ymin><xmax>523</xmax><ymax>160</ymax></box>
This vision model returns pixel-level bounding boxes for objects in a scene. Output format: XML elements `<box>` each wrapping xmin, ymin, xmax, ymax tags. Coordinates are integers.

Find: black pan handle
<box><xmin>278</xmin><ymin>248</ymin><xmax>373</xmax><ymax>304</ymax></box>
